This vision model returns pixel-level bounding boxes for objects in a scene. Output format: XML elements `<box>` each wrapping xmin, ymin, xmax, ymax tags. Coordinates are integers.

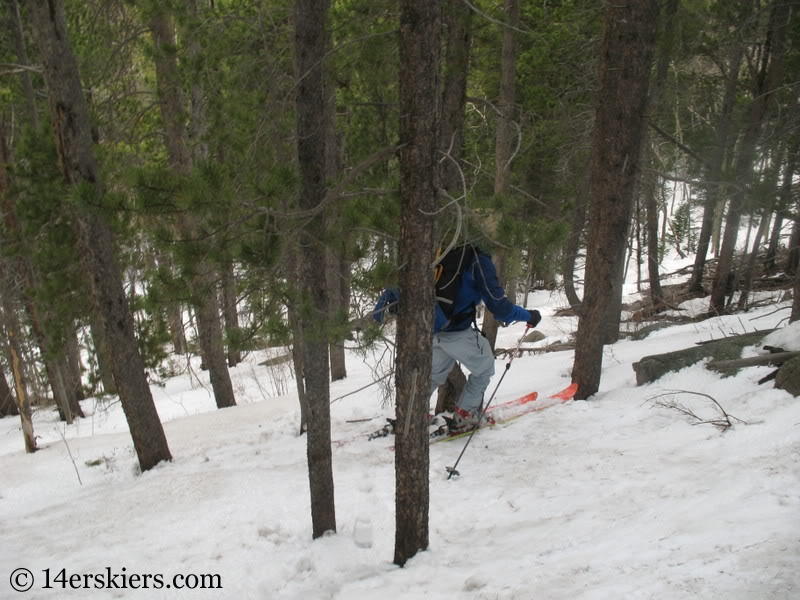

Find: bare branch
<box><xmin>649</xmin><ymin>389</ymin><xmax>747</xmax><ymax>432</ymax></box>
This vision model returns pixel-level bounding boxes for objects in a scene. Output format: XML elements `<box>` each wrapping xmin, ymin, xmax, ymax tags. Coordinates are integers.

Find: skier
<box><xmin>373</xmin><ymin>245</ymin><xmax>541</xmax><ymax>432</ymax></box>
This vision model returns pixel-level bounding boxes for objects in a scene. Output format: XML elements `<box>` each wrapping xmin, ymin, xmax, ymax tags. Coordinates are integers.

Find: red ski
<box><xmin>431</xmin><ymin>382</ymin><xmax>578</xmax><ymax>444</ymax></box>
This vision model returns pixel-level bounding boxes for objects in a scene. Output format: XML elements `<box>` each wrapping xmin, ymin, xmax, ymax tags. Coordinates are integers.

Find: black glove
<box><xmin>527</xmin><ymin>309</ymin><xmax>541</xmax><ymax>328</ymax></box>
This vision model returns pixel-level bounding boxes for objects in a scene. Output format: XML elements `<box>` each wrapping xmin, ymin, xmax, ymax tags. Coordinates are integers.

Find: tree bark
<box><xmin>394</xmin><ymin>0</ymin><xmax>440</xmax><ymax>567</ymax></box>
<box><xmin>482</xmin><ymin>0</ymin><xmax>520</xmax><ymax>350</ymax></box>
<box><xmin>572</xmin><ymin>0</ymin><xmax>658</xmax><ymax>400</ymax></box>
<box><xmin>26</xmin><ymin>0</ymin><xmax>171</xmax><ymax>471</ymax></box>
<box><xmin>295</xmin><ymin>0</ymin><xmax>336</xmax><ymax>539</ymax></box>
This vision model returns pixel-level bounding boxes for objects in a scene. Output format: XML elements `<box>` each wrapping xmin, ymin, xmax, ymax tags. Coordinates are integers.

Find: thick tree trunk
<box><xmin>482</xmin><ymin>0</ymin><xmax>519</xmax><ymax>350</ymax></box>
<box><xmin>572</xmin><ymin>0</ymin><xmax>658</xmax><ymax>400</ymax></box>
<box><xmin>27</xmin><ymin>0</ymin><xmax>171</xmax><ymax>470</ymax></box>
<box><xmin>295</xmin><ymin>0</ymin><xmax>336</xmax><ymax>539</ymax></box>
<box><xmin>710</xmin><ymin>2</ymin><xmax>789</xmax><ymax>312</ymax></box>
<box><xmin>394</xmin><ymin>0</ymin><xmax>440</xmax><ymax>567</ymax></box>
<box><xmin>149</xmin><ymin>11</ymin><xmax>236</xmax><ymax>408</ymax></box>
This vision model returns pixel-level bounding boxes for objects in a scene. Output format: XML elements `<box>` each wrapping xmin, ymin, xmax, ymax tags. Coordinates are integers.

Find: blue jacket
<box><xmin>373</xmin><ymin>252</ymin><xmax>533</xmax><ymax>333</ymax></box>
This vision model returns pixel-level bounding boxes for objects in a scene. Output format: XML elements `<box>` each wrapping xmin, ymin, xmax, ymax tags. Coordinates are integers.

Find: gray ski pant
<box><xmin>430</xmin><ymin>328</ymin><xmax>495</xmax><ymax>413</ymax></box>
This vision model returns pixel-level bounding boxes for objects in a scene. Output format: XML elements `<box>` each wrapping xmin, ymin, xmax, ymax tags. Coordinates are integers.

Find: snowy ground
<box><xmin>1</xmin><ymin>287</ymin><xmax>799</xmax><ymax>599</ymax></box>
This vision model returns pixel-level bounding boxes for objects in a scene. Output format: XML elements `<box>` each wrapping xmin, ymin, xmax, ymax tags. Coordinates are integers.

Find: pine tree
<box><xmin>394</xmin><ymin>0</ymin><xmax>441</xmax><ymax>567</ymax></box>
<box><xmin>572</xmin><ymin>0</ymin><xmax>658</xmax><ymax>399</ymax></box>
<box><xmin>25</xmin><ymin>0</ymin><xmax>171</xmax><ymax>471</ymax></box>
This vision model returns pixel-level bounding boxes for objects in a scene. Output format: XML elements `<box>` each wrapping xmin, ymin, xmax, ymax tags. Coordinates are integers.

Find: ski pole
<box><xmin>446</xmin><ymin>324</ymin><xmax>531</xmax><ymax>479</ymax></box>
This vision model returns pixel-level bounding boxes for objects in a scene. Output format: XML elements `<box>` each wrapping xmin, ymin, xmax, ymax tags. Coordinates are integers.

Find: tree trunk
<box><xmin>186</xmin><ymin>0</ymin><xmax>210</xmax><ymax>161</ymax></box>
<box><xmin>286</xmin><ymin>242</ymin><xmax>308</xmax><ymax>434</ymax></box>
<box><xmin>8</xmin><ymin>326</ymin><xmax>35</xmax><ymax>452</ymax></box>
<box><xmin>710</xmin><ymin>1</ymin><xmax>789</xmax><ymax>312</ymax></box>
<box><xmin>438</xmin><ymin>0</ymin><xmax>472</xmax><ymax>191</ymax></box>
<box><xmin>89</xmin><ymin>311</ymin><xmax>117</xmax><ymax>394</ymax></box>
<box><xmin>394</xmin><ymin>0</ymin><xmax>440</xmax><ymax>567</ymax></box>
<box><xmin>65</xmin><ymin>326</ymin><xmax>85</xmax><ymax>401</ymax></box>
<box><xmin>0</xmin><ymin>367</ymin><xmax>18</xmax><ymax>417</ymax></box>
<box><xmin>295</xmin><ymin>0</ymin><xmax>336</xmax><ymax>539</ymax></box>
<box><xmin>572</xmin><ymin>0</ymin><xmax>658</xmax><ymax>400</ymax></box>
<box><xmin>563</xmin><ymin>171</ymin><xmax>590</xmax><ymax>310</ymax></box>
<box><xmin>148</xmin><ymin>10</ymin><xmax>236</xmax><ymax>408</ymax></box>
<box><xmin>788</xmin><ymin>209</ymin><xmax>800</xmax><ymax>276</ymax></box>
<box><xmin>642</xmin><ymin>0</ymin><xmax>678</xmax><ymax>309</ymax></box>
<box><xmin>324</xmin><ymin>29</ymin><xmax>347</xmax><ymax>383</ymax></box>
<box><xmin>26</xmin><ymin>0</ymin><xmax>171</xmax><ymax>471</ymax></box>
<box><xmin>1</xmin><ymin>121</ymin><xmax>83</xmax><ymax>422</ymax></box>
<box><xmin>766</xmin><ymin>135</ymin><xmax>799</xmax><ymax>272</ymax></box>
<box><xmin>327</xmin><ymin>250</ymin><xmax>347</xmax><ymax>381</ymax></box>
<box><xmin>738</xmin><ymin>145</ymin><xmax>784</xmax><ymax>310</ymax></box>
<box><xmin>791</xmin><ymin>242</ymin><xmax>800</xmax><ymax>323</ymax></box>
<box><xmin>482</xmin><ymin>0</ymin><xmax>519</xmax><ymax>350</ymax></box>
<box><xmin>7</xmin><ymin>0</ymin><xmax>38</xmax><ymax>130</ymax></box>
<box><xmin>687</xmin><ymin>41</ymin><xmax>745</xmax><ymax>294</ymax></box>
<box><xmin>435</xmin><ymin>0</ymin><xmax>473</xmax><ymax>412</ymax></box>
<box><xmin>221</xmin><ymin>261</ymin><xmax>241</xmax><ymax>367</ymax></box>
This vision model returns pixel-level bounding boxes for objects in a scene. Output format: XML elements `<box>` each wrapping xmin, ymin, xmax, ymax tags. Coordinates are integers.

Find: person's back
<box><xmin>372</xmin><ymin>244</ymin><xmax>540</xmax><ymax>433</ymax></box>
<box><xmin>433</xmin><ymin>245</ymin><xmax>531</xmax><ymax>333</ymax></box>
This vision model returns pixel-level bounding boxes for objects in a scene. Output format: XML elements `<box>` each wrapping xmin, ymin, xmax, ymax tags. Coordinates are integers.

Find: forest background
<box><xmin>0</xmin><ymin>0</ymin><xmax>799</xmax><ymax>570</ymax></box>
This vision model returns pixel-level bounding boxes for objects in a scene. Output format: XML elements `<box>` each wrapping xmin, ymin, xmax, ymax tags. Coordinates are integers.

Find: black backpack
<box><xmin>434</xmin><ymin>244</ymin><xmax>483</xmax><ymax>328</ymax></box>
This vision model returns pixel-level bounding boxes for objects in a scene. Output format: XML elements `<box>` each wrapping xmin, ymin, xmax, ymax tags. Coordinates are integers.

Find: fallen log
<box><xmin>708</xmin><ymin>351</ymin><xmax>800</xmax><ymax>373</ymax></box>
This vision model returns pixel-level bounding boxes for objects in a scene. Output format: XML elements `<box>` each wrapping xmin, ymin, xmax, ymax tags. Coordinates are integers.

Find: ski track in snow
<box><xmin>0</xmin><ymin>287</ymin><xmax>798</xmax><ymax>599</ymax></box>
